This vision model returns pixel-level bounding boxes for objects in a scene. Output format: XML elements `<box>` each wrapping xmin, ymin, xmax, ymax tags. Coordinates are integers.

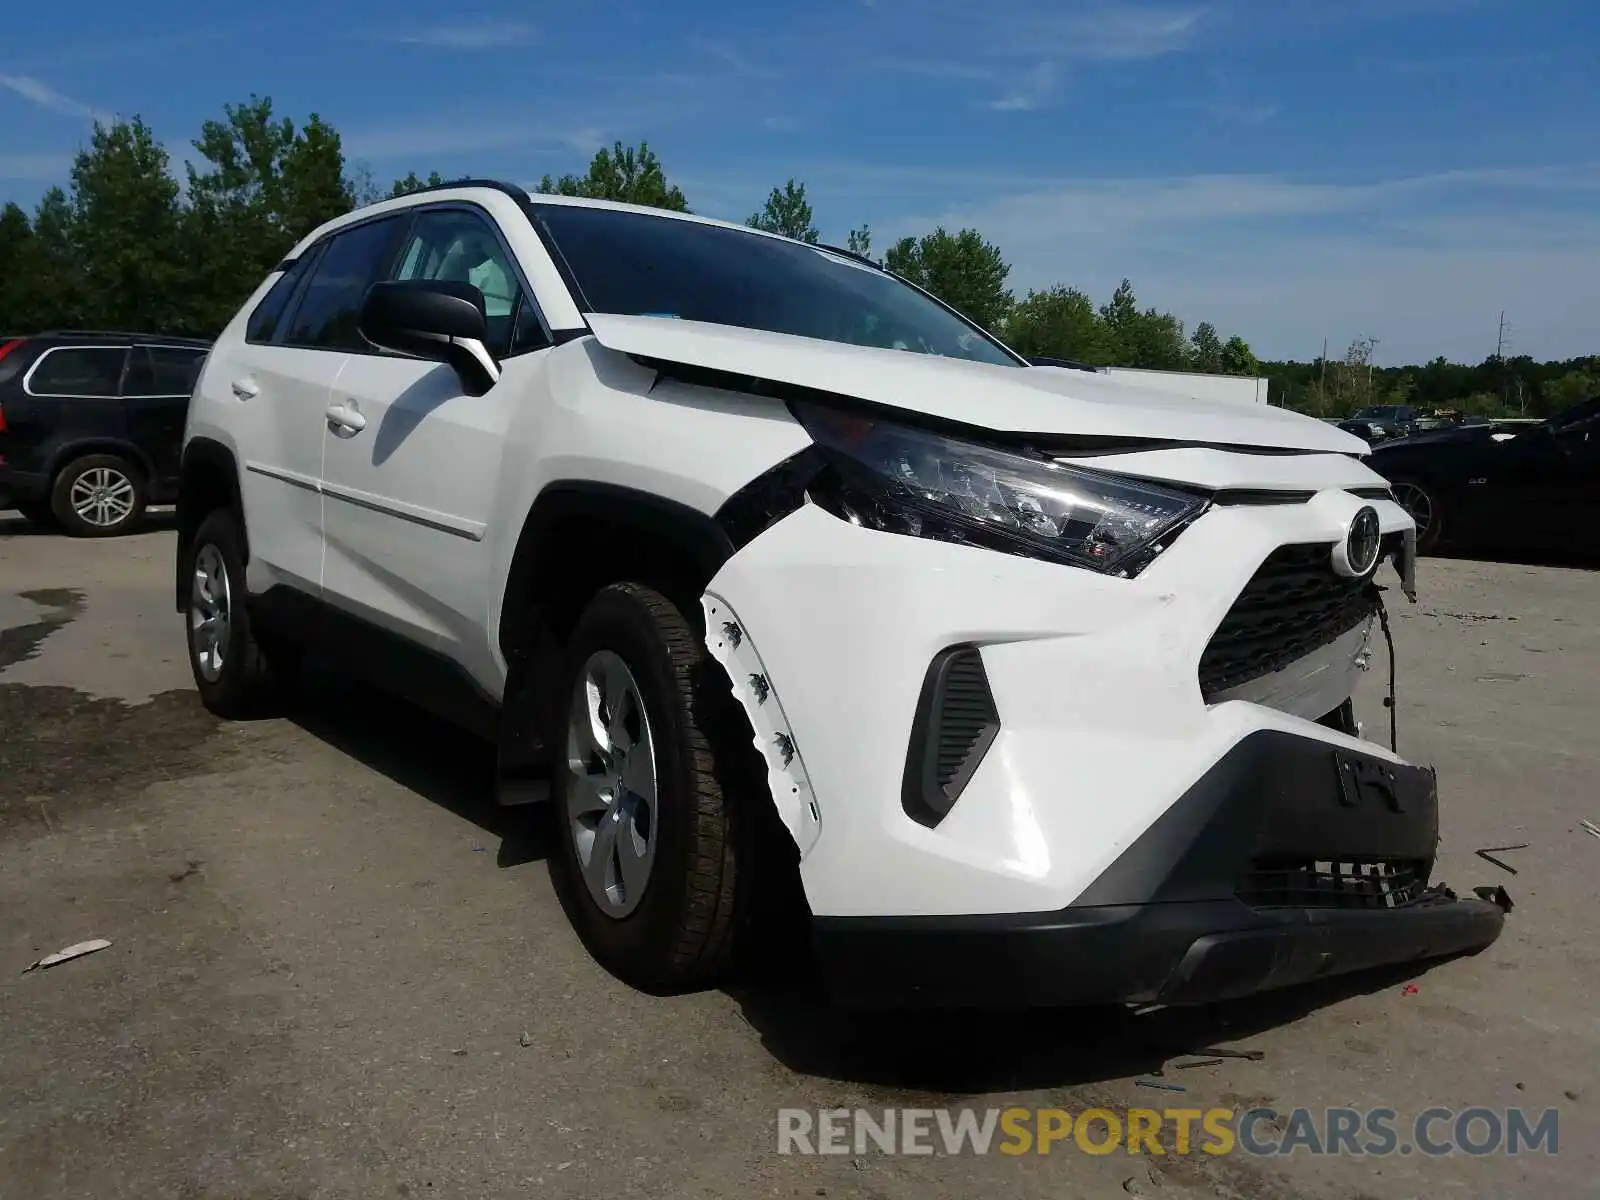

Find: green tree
<box><xmin>746</xmin><ymin>178</ymin><xmax>818</xmax><ymax>242</ymax></box>
<box><xmin>1220</xmin><ymin>334</ymin><xmax>1259</xmax><ymax>377</ymax></box>
<box><xmin>537</xmin><ymin>141</ymin><xmax>689</xmax><ymax>211</ymax></box>
<box><xmin>389</xmin><ymin>171</ymin><xmax>448</xmax><ymax>198</ymax></box>
<box><xmin>183</xmin><ymin>96</ymin><xmax>357</xmax><ymax>334</ymax></box>
<box><xmin>0</xmin><ymin>202</ymin><xmax>37</xmax><ymax>331</ymax></box>
<box><xmin>69</xmin><ymin>118</ymin><xmax>187</xmax><ymax>332</ymax></box>
<box><xmin>846</xmin><ymin>224</ymin><xmax>872</xmax><ymax>259</ymax></box>
<box><xmin>1004</xmin><ymin>286</ymin><xmax>1110</xmax><ymax>364</ymax></box>
<box><xmin>28</xmin><ymin>188</ymin><xmax>82</xmax><ymax>330</ymax></box>
<box><xmin>1189</xmin><ymin>321</ymin><xmax>1223</xmax><ymax>373</ymax></box>
<box><xmin>1097</xmin><ymin>279</ymin><xmax>1189</xmax><ymax>370</ymax></box>
<box><xmin>883</xmin><ymin>227</ymin><xmax>1012</xmax><ymax>331</ymax></box>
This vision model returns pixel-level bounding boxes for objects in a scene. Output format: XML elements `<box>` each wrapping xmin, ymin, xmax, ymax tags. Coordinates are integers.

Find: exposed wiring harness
<box><xmin>1366</xmin><ymin>583</ymin><xmax>1399</xmax><ymax>752</ymax></box>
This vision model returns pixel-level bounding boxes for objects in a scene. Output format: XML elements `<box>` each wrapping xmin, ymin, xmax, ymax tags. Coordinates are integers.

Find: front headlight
<box><xmin>789</xmin><ymin>401</ymin><xmax>1208</xmax><ymax>576</ymax></box>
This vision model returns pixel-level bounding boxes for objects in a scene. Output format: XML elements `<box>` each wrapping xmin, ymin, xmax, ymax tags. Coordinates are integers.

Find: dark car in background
<box><xmin>1350</xmin><ymin>403</ymin><xmax>1421</xmax><ymax>440</ymax></box>
<box><xmin>1368</xmin><ymin>396</ymin><xmax>1600</xmax><ymax>555</ymax></box>
<box><xmin>0</xmin><ymin>331</ymin><xmax>210</xmax><ymax>536</ymax></box>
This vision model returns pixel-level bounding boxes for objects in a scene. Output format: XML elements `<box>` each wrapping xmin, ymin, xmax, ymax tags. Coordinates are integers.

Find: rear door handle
<box><xmin>325</xmin><ymin>403</ymin><xmax>367</xmax><ymax>436</ymax></box>
<box><xmin>231</xmin><ymin>378</ymin><xmax>259</xmax><ymax>400</ymax></box>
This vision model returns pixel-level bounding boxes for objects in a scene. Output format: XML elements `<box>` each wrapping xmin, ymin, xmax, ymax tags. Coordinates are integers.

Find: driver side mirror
<box><xmin>359</xmin><ymin>279</ymin><xmax>501</xmax><ymax>396</ymax></box>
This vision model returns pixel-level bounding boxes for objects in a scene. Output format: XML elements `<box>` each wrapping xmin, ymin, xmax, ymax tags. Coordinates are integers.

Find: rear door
<box><xmin>16</xmin><ymin>344</ymin><xmax>131</xmax><ymax>475</ymax></box>
<box><xmin>216</xmin><ymin>214</ymin><xmax>411</xmax><ymax>596</ymax></box>
<box><xmin>122</xmin><ymin>344</ymin><xmax>209</xmax><ymax>495</ymax></box>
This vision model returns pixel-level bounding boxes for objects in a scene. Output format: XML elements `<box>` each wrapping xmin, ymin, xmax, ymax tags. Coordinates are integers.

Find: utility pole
<box><xmin>1318</xmin><ymin>337</ymin><xmax>1327</xmax><ymax>414</ymax></box>
<box><xmin>1495</xmin><ymin>310</ymin><xmax>1507</xmax><ymax>359</ymax></box>
<box><xmin>1367</xmin><ymin>336</ymin><xmax>1380</xmax><ymax>397</ymax></box>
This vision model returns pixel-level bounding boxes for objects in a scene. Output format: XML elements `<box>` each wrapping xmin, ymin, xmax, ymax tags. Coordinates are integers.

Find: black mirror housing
<box><xmin>359</xmin><ymin>280</ymin><xmax>501</xmax><ymax>394</ymax></box>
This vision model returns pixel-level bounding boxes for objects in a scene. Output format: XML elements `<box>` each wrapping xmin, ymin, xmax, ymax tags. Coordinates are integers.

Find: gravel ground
<box><xmin>1</xmin><ymin>510</ymin><xmax>1596</xmax><ymax>1200</ymax></box>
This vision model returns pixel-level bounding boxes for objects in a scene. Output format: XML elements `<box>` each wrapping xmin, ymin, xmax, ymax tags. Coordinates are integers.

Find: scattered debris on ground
<box><xmin>1475</xmin><ymin>844</ymin><xmax>1529</xmax><ymax>874</ymax></box>
<box><xmin>21</xmin><ymin>938</ymin><xmax>111</xmax><ymax>974</ymax></box>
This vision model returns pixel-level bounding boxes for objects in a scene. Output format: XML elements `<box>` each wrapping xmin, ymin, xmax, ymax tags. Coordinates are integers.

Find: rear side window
<box><xmin>125</xmin><ymin>346</ymin><xmax>208</xmax><ymax>396</ymax></box>
<box><xmin>26</xmin><ymin>347</ymin><xmax>129</xmax><ymax>397</ymax></box>
<box><xmin>282</xmin><ymin>216</ymin><xmax>410</xmax><ymax>352</ymax></box>
<box><xmin>246</xmin><ymin>257</ymin><xmax>315</xmax><ymax>344</ymax></box>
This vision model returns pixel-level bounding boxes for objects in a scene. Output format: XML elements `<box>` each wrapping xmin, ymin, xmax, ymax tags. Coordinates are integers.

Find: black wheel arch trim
<box><xmin>44</xmin><ymin>437</ymin><xmax>158</xmax><ymax>491</ymax></box>
<box><xmin>498</xmin><ymin>480</ymin><xmax>736</xmax><ymax>663</ymax></box>
<box><xmin>174</xmin><ymin>438</ymin><xmax>246</xmax><ymax>611</ymax></box>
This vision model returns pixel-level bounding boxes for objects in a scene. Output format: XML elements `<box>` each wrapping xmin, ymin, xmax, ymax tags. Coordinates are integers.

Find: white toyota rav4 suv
<box><xmin>176</xmin><ymin>180</ymin><xmax>1507</xmax><ymax>1006</ymax></box>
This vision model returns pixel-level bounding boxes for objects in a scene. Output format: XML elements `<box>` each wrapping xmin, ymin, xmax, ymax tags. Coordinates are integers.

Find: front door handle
<box><xmin>325</xmin><ymin>402</ymin><xmax>367</xmax><ymax>436</ymax></box>
<box><xmin>231</xmin><ymin>378</ymin><xmax>259</xmax><ymax>400</ymax></box>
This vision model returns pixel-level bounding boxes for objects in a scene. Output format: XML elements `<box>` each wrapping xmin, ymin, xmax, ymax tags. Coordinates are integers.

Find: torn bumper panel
<box><xmin>701</xmin><ymin>495</ymin><xmax>1504</xmax><ymax>1004</ymax></box>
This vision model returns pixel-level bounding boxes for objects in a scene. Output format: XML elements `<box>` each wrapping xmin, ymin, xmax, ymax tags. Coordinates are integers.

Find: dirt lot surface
<box><xmin>2</xmin><ymin>510</ymin><xmax>1596</xmax><ymax>1199</ymax></box>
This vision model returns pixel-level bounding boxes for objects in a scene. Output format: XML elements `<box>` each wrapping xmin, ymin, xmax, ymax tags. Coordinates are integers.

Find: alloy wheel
<box><xmin>69</xmin><ymin>466</ymin><xmax>136</xmax><ymax>528</ymax></box>
<box><xmin>564</xmin><ymin>649</ymin><xmax>659</xmax><ymax>918</ymax></box>
<box><xmin>1392</xmin><ymin>482</ymin><xmax>1434</xmax><ymax>543</ymax></box>
<box><xmin>190</xmin><ymin>543</ymin><xmax>232</xmax><ymax>683</ymax></box>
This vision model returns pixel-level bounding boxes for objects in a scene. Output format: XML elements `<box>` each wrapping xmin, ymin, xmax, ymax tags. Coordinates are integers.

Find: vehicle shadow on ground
<box><xmin>287</xmin><ymin>663</ymin><xmax>550</xmax><ymax>869</ymax></box>
<box><xmin>727</xmin><ymin>952</ymin><xmax>1472</xmax><ymax>1094</ymax></box>
<box><xmin>0</xmin><ymin>509</ymin><xmax>178</xmax><ymax>538</ymax></box>
<box><xmin>276</xmin><ymin>662</ymin><xmax>1479</xmax><ymax>1090</ymax></box>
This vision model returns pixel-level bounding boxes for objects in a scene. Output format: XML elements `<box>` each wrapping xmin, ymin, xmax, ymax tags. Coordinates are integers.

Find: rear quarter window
<box><xmin>25</xmin><ymin>346</ymin><xmax>129</xmax><ymax>397</ymax></box>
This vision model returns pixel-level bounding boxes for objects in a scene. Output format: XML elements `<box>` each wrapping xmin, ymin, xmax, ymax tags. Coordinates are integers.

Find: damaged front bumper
<box><xmin>811</xmin><ymin>730</ymin><xmax>1507</xmax><ymax>1008</ymax></box>
<box><xmin>701</xmin><ymin>495</ymin><xmax>1506</xmax><ymax>1008</ymax></box>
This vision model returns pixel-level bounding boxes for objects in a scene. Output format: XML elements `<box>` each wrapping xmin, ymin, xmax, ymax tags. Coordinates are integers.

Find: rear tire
<box><xmin>51</xmin><ymin>453</ymin><xmax>147</xmax><ymax>537</ymax></box>
<box><xmin>547</xmin><ymin>582</ymin><xmax>760</xmax><ymax>993</ymax></box>
<box><xmin>183</xmin><ymin>508</ymin><xmax>299</xmax><ymax>718</ymax></box>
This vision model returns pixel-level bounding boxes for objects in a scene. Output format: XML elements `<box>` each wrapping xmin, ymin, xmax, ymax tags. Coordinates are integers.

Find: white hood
<box><xmin>585</xmin><ymin>313</ymin><xmax>1367</xmax><ymax>455</ymax></box>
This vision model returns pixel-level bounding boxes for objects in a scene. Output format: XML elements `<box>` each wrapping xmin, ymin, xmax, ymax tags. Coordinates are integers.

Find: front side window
<box><xmin>125</xmin><ymin>346</ymin><xmax>208</xmax><ymax>396</ymax></box>
<box><xmin>26</xmin><ymin>346</ymin><xmax>128</xmax><ymax>397</ymax></box>
<box><xmin>390</xmin><ymin>209</ymin><xmax>538</xmax><ymax>357</ymax></box>
<box><xmin>282</xmin><ymin>216</ymin><xmax>410</xmax><ymax>352</ymax></box>
<box><xmin>528</xmin><ymin>203</ymin><xmax>1023</xmax><ymax>368</ymax></box>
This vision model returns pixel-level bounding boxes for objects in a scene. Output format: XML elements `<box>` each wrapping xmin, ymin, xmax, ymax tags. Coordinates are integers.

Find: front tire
<box><xmin>1391</xmin><ymin>479</ymin><xmax>1443</xmax><ymax>553</ymax></box>
<box><xmin>51</xmin><ymin>453</ymin><xmax>146</xmax><ymax>537</ymax></box>
<box><xmin>183</xmin><ymin>509</ymin><xmax>298</xmax><ymax>717</ymax></box>
<box><xmin>547</xmin><ymin>582</ymin><xmax>756</xmax><ymax>993</ymax></box>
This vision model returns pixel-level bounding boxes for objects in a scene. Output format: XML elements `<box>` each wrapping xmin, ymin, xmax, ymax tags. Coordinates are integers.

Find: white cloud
<box><xmin>984</xmin><ymin>62</ymin><xmax>1058</xmax><ymax>112</ymax></box>
<box><xmin>1030</xmin><ymin>3</ymin><xmax>1209</xmax><ymax>60</ymax></box>
<box><xmin>0</xmin><ymin>73</ymin><xmax>110</xmax><ymax>123</ymax></box>
<box><xmin>391</xmin><ymin>21</ymin><xmax>536</xmax><ymax>49</ymax></box>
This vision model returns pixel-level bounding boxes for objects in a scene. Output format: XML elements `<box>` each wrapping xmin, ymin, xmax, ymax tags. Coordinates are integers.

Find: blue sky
<box><xmin>3</xmin><ymin>0</ymin><xmax>1598</xmax><ymax>364</ymax></box>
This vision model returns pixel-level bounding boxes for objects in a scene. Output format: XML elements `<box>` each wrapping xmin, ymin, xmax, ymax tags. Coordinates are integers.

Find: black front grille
<box><xmin>1240</xmin><ymin>858</ymin><xmax>1429</xmax><ymax>910</ymax></box>
<box><xmin>1199</xmin><ymin>542</ymin><xmax>1381</xmax><ymax>699</ymax></box>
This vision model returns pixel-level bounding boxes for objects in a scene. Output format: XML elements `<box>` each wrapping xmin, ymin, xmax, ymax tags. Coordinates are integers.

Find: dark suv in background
<box><xmin>0</xmin><ymin>331</ymin><xmax>210</xmax><ymax>536</ymax></box>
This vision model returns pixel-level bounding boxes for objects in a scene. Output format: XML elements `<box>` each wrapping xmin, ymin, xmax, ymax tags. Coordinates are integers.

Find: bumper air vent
<box><xmin>1198</xmin><ymin>537</ymin><xmax>1400</xmax><ymax>700</ymax></box>
<box><xmin>1239</xmin><ymin>857</ymin><xmax>1430</xmax><ymax>911</ymax></box>
<box><xmin>902</xmin><ymin>645</ymin><xmax>1000</xmax><ymax>828</ymax></box>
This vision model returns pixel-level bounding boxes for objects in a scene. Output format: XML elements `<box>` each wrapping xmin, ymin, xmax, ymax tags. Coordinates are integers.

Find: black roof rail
<box><xmin>36</xmin><ymin>330</ymin><xmax>213</xmax><ymax>346</ymax></box>
<box><xmin>397</xmin><ymin>177</ymin><xmax>530</xmax><ymax>203</ymax></box>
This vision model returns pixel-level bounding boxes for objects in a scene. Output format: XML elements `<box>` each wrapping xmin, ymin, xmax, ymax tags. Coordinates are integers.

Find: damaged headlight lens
<box><xmin>790</xmin><ymin>401</ymin><xmax>1208</xmax><ymax>576</ymax></box>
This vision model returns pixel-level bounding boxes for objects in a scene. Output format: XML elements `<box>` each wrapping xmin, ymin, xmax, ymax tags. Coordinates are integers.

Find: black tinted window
<box><xmin>247</xmin><ymin>257</ymin><xmax>314</xmax><ymax>344</ymax></box>
<box><xmin>125</xmin><ymin>346</ymin><xmax>207</xmax><ymax>396</ymax></box>
<box><xmin>283</xmin><ymin>217</ymin><xmax>409</xmax><ymax>352</ymax></box>
<box><xmin>530</xmin><ymin>204</ymin><xmax>1020</xmax><ymax>367</ymax></box>
<box><xmin>27</xmin><ymin>347</ymin><xmax>128</xmax><ymax>396</ymax></box>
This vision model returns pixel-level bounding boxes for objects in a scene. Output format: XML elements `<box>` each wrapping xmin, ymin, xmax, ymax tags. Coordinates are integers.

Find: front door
<box><xmin>319</xmin><ymin>204</ymin><xmax>554</xmax><ymax>693</ymax></box>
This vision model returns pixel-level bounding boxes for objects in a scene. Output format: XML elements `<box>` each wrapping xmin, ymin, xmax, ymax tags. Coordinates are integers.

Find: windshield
<box><xmin>1353</xmin><ymin>405</ymin><xmax>1400</xmax><ymax>419</ymax></box>
<box><xmin>528</xmin><ymin>203</ymin><xmax>1023</xmax><ymax>368</ymax></box>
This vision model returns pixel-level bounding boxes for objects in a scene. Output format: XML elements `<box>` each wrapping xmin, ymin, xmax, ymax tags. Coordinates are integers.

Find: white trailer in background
<box><xmin>1098</xmin><ymin>367</ymin><xmax>1270</xmax><ymax>405</ymax></box>
<box><xmin>1028</xmin><ymin>358</ymin><xmax>1272</xmax><ymax>406</ymax></box>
